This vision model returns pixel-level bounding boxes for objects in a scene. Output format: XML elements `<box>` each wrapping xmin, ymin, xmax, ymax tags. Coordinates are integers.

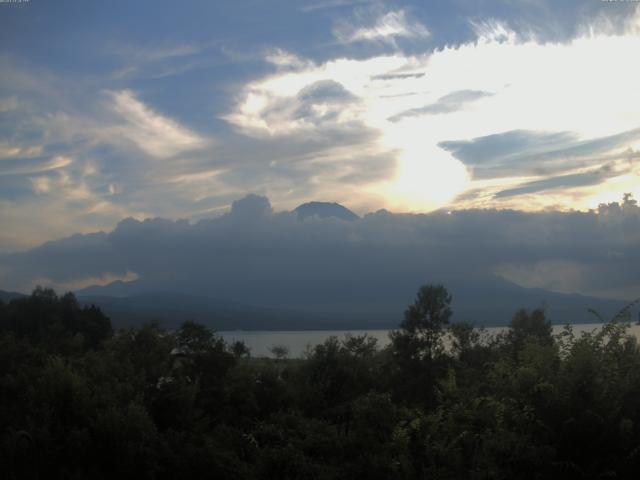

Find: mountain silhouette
<box><xmin>73</xmin><ymin>273</ymin><xmax>625</xmax><ymax>330</ymax></box>
<box><xmin>294</xmin><ymin>201</ymin><xmax>359</xmax><ymax>221</ymax></box>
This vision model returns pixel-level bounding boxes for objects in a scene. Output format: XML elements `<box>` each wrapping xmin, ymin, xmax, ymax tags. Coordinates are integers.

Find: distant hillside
<box><xmin>0</xmin><ymin>290</ymin><xmax>27</xmax><ymax>303</ymax></box>
<box><xmin>1</xmin><ymin>283</ymin><xmax>628</xmax><ymax>331</ymax></box>
<box><xmin>76</xmin><ymin>274</ymin><xmax>627</xmax><ymax>330</ymax></box>
<box><xmin>76</xmin><ymin>292</ymin><xmax>387</xmax><ymax>330</ymax></box>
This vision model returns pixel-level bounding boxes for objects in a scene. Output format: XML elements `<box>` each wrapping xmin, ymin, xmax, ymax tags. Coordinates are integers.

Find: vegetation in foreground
<box><xmin>2</xmin><ymin>286</ymin><xmax>640</xmax><ymax>479</ymax></box>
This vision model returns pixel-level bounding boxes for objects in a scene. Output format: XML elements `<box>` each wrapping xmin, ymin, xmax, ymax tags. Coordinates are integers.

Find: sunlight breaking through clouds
<box><xmin>227</xmin><ymin>18</ymin><xmax>640</xmax><ymax>211</ymax></box>
<box><xmin>2</xmin><ymin>1</ymin><xmax>640</xmax><ymax>253</ymax></box>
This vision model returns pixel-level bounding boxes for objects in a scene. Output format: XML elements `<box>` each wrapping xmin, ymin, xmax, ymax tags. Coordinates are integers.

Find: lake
<box><xmin>219</xmin><ymin>323</ymin><xmax>640</xmax><ymax>358</ymax></box>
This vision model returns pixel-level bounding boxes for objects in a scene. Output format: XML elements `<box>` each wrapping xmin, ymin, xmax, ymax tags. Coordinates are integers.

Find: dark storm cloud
<box><xmin>1</xmin><ymin>194</ymin><xmax>639</xmax><ymax>307</ymax></box>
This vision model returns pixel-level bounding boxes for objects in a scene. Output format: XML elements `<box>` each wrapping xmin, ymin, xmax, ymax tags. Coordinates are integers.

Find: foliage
<box><xmin>389</xmin><ymin>284</ymin><xmax>453</xmax><ymax>408</ymax></box>
<box><xmin>2</xmin><ymin>285</ymin><xmax>640</xmax><ymax>479</ymax></box>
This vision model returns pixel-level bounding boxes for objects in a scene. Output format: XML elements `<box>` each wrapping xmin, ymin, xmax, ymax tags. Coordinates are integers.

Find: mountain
<box><xmin>443</xmin><ymin>274</ymin><xmax>624</xmax><ymax>326</ymax></box>
<box><xmin>294</xmin><ymin>201</ymin><xmax>359</xmax><ymax>221</ymax></box>
<box><xmin>75</xmin><ymin>274</ymin><xmax>627</xmax><ymax>330</ymax></box>
<box><xmin>76</xmin><ymin>292</ymin><xmax>381</xmax><ymax>330</ymax></box>
<box><xmin>0</xmin><ymin>289</ymin><xmax>27</xmax><ymax>303</ymax></box>
<box><xmin>77</xmin><ymin>280</ymin><xmax>150</xmax><ymax>298</ymax></box>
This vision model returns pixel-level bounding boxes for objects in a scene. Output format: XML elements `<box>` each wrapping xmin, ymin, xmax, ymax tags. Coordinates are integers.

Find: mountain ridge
<box><xmin>71</xmin><ymin>274</ymin><xmax>627</xmax><ymax>330</ymax></box>
<box><xmin>294</xmin><ymin>201</ymin><xmax>359</xmax><ymax>221</ymax></box>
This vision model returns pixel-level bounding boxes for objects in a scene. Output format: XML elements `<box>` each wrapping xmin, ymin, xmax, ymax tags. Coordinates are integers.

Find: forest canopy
<box><xmin>2</xmin><ymin>286</ymin><xmax>640</xmax><ymax>479</ymax></box>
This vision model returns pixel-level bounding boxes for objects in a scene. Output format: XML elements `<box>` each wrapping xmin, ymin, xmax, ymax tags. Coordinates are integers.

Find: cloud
<box><xmin>493</xmin><ymin>165</ymin><xmax>623</xmax><ymax>198</ymax></box>
<box><xmin>0</xmin><ymin>142</ymin><xmax>43</xmax><ymax>160</ymax></box>
<box><xmin>388</xmin><ymin>89</ymin><xmax>494</xmax><ymax>121</ymax></box>
<box><xmin>1</xmin><ymin>194</ymin><xmax>638</xmax><ymax>307</ymax></box>
<box><xmin>0</xmin><ymin>155</ymin><xmax>72</xmax><ymax>176</ymax></box>
<box><xmin>264</xmin><ymin>49</ymin><xmax>313</xmax><ymax>71</ymax></box>
<box><xmin>115</xmin><ymin>44</ymin><xmax>200</xmax><ymax>63</ymax></box>
<box><xmin>3</xmin><ymin>2</ymin><xmax>640</xmax><ymax>255</ymax></box>
<box><xmin>29</xmin><ymin>175</ymin><xmax>53</xmax><ymax>194</ymax></box>
<box><xmin>333</xmin><ymin>9</ymin><xmax>430</xmax><ymax>44</ymax></box>
<box><xmin>0</xmin><ymin>70</ymin><xmax>219</xmax><ymax>250</ymax></box>
<box><xmin>107</xmin><ymin>90</ymin><xmax>209</xmax><ymax>158</ymax></box>
<box><xmin>0</xmin><ymin>96</ymin><xmax>18</xmax><ymax>112</ymax></box>
<box><xmin>300</xmin><ymin>0</ymin><xmax>374</xmax><ymax>13</ymax></box>
<box><xmin>229</xmin><ymin>194</ymin><xmax>273</xmax><ymax>218</ymax></box>
<box><xmin>469</xmin><ymin>19</ymin><xmax>518</xmax><ymax>44</ymax></box>
<box><xmin>235</xmin><ymin>79</ymin><xmax>360</xmax><ymax>136</ymax></box>
<box><xmin>226</xmin><ymin>25</ymin><xmax>640</xmax><ymax>211</ymax></box>
<box><xmin>441</xmin><ymin>128</ymin><xmax>640</xmax><ymax>180</ymax></box>
<box><xmin>108</xmin><ymin>43</ymin><xmax>203</xmax><ymax>80</ymax></box>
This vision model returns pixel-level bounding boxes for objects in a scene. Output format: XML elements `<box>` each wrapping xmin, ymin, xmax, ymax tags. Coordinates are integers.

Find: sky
<box><xmin>1</xmin><ymin>1</ymin><xmax>639</xmax><ymax>304</ymax></box>
<box><xmin>1</xmin><ymin>0</ymin><xmax>639</xmax><ymax>252</ymax></box>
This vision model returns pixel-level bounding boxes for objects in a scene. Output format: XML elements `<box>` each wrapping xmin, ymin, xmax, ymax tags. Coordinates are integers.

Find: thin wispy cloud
<box><xmin>388</xmin><ymin>90</ymin><xmax>495</xmax><ymax>121</ymax></box>
<box><xmin>468</xmin><ymin>19</ymin><xmax>518</xmax><ymax>43</ymax></box>
<box><xmin>116</xmin><ymin>44</ymin><xmax>200</xmax><ymax>63</ymax></box>
<box><xmin>0</xmin><ymin>155</ymin><xmax>72</xmax><ymax>176</ymax></box>
<box><xmin>108</xmin><ymin>43</ymin><xmax>203</xmax><ymax>80</ymax></box>
<box><xmin>0</xmin><ymin>96</ymin><xmax>18</xmax><ymax>112</ymax></box>
<box><xmin>300</xmin><ymin>0</ymin><xmax>374</xmax><ymax>13</ymax></box>
<box><xmin>333</xmin><ymin>9</ymin><xmax>430</xmax><ymax>44</ymax></box>
<box><xmin>107</xmin><ymin>90</ymin><xmax>210</xmax><ymax>158</ymax></box>
<box><xmin>0</xmin><ymin>143</ymin><xmax>43</xmax><ymax>160</ymax></box>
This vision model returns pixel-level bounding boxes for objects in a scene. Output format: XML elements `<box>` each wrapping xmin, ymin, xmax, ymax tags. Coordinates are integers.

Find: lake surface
<box><xmin>219</xmin><ymin>323</ymin><xmax>640</xmax><ymax>358</ymax></box>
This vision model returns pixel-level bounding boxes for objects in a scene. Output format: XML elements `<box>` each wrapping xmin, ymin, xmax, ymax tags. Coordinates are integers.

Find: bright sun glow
<box><xmin>225</xmin><ymin>16</ymin><xmax>640</xmax><ymax>212</ymax></box>
<box><xmin>383</xmin><ymin>146</ymin><xmax>470</xmax><ymax>211</ymax></box>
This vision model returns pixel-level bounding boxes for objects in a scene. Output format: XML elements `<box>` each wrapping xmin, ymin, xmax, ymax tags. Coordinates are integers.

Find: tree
<box><xmin>507</xmin><ymin>308</ymin><xmax>553</xmax><ymax>351</ymax></box>
<box><xmin>229</xmin><ymin>340</ymin><xmax>251</xmax><ymax>358</ymax></box>
<box><xmin>269</xmin><ymin>344</ymin><xmax>289</xmax><ymax>360</ymax></box>
<box><xmin>173</xmin><ymin>320</ymin><xmax>236</xmax><ymax>415</ymax></box>
<box><xmin>0</xmin><ymin>288</ymin><xmax>112</xmax><ymax>350</ymax></box>
<box><xmin>392</xmin><ymin>284</ymin><xmax>452</xmax><ymax>362</ymax></box>
<box><xmin>390</xmin><ymin>284</ymin><xmax>453</xmax><ymax>407</ymax></box>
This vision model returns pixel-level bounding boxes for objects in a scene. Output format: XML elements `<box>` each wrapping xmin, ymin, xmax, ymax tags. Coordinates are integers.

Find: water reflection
<box><xmin>220</xmin><ymin>323</ymin><xmax>640</xmax><ymax>358</ymax></box>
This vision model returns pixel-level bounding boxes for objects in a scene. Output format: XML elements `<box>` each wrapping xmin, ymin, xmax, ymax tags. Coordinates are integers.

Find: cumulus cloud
<box><xmin>1</xmin><ymin>195</ymin><xmax>638</xmax><ymax>313</ymax></box>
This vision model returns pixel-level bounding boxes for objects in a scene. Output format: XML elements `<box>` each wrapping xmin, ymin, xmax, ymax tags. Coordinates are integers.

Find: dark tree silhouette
<box><xmin>2</xmin><ymin>285</ymin><xmax>640</xmax><ymax>479</ymax></box>
<box><xmin>390</xmin><ymin>284</ymin><xmax>452</xmax><ymax>407</ymax></box>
